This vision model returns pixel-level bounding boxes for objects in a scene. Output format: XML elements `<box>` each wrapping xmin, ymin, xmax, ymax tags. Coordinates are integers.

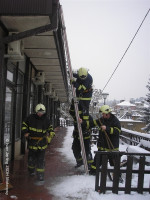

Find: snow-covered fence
<box><xmin>120</xmin><ymin>128</ymin><xmax>150</xmax><ymax>150</ymax></box>
<box><xmin>95</xmin><ymin>151</ymin><xmax>150</xmax><ymax>194</ymax></box>
<box><xmin>59</xmin><ymin>118</ymin><xmax>74</xmax><ymax>127</ymax></box>
<box><xmin>91</xmin><ymin>127</ymin><xmax>99</xmax><ymax>144</ymax></box>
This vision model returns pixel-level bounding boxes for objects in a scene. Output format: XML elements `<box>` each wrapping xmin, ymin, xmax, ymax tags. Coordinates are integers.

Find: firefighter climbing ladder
<box><xmin>60</xmin><ymin>6</ymin><xmax>89</xmax><ymax>174</ymax></box>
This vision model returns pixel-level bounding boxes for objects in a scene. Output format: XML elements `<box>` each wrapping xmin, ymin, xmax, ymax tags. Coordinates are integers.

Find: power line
<box><xmin>102</xmin><ymin>8</ymin><xmax>150</xmax><ymax>93</ymax></box>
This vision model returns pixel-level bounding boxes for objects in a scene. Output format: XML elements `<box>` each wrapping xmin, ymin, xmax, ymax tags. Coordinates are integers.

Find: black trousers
<box><xmin>72</xmin><ymin>137</ymin><xmax>92</xmax><ymax>164</ymax></box>
<box><xmin>28</xmin><ymin>149</ymin><xmax>45</xmax><ymax>174</ymax></box>
<box><xmin>91</xmin><ymin>151</ymin><xmax>119</xmax><ymax>171</ymax></box>
<box><xmin>70</xmin><ymin>98</ymin><xmax>91</xmax><ymax>120</ymax></box>
<box><xmin>78</xmin><ymin>100</ymin><xmax>91</xmax><ymax>119</ymax></box>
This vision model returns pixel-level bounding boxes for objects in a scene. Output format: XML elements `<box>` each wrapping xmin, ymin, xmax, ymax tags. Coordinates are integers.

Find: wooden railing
<box><xmin>120</xmin><ymin>128</ymin><xmax>150</xmax><ymax>150</ymax></box>
<box><xmin>90</xmin><ymin>127</ymin><xmax>150</xmax><ymax>151</ymax></box>
<box><xmin>95</xmin><ymin>151</ymin><xmax>150</xmax><ymax>194</ymax></box>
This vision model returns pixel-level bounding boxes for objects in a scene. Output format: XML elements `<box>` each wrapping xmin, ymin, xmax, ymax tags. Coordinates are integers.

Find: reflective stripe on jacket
<box><xmin>22</xmin><ymin>113</ymin><xmax>52</xmax><ymax>150</ymax></box>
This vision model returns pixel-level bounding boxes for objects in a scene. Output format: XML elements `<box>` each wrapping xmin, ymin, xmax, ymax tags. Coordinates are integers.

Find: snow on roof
<box><xmin>117</xmin><ymin>101</ymin><xmax>136</xmax><ymax>107</ymax></box>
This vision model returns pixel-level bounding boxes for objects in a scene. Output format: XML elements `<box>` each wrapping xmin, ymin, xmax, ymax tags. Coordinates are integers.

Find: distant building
<box><xmin>114</xmin><ymin>100</ymin><xmax>136</xmax><ymax>117</ymax></box>
<box><xmin>114</xmin><ymin>100</ymin><xmax>147</xmax><ymax>133</ymax></box>
<box><xmin>120</xmin><ymin>118</ymin><xmax>146</xmax><ymax>133</ymax></box>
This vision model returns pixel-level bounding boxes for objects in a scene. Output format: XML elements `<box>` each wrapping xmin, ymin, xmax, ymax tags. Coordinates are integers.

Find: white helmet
<box><xmin>35</xmin><ymin>103</ymin><xmax>46</xmax><ymax>113</ymax></box>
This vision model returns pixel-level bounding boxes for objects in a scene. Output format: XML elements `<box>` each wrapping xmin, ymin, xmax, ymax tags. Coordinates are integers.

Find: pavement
<box><xmin>0</xmin><ymin>126</ymin><xmax>78</xmax><ymax>200</ymax></box>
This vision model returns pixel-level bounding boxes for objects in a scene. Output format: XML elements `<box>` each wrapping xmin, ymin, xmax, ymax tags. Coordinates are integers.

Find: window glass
<box><xmin>7</xmin><ymin>70</ymin><xmax>13</xmax><ymax>82</ymax></box>
<box><xmin>15</xmin><ymin>71</ymin><xmax>24</xmax><ymax>139</ymax></box>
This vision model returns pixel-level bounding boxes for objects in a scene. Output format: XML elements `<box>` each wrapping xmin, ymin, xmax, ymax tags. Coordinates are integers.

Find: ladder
<box><xmin>60</xmin><ymin>6</ymin><xmax>89</xmax><ymax>174</ymax></box>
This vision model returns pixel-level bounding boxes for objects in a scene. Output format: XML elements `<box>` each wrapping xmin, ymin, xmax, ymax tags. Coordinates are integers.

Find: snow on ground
<box><xmin>49</xmin><ymin>126</ymin><xmax>150</xmax><ymax>200</ymax></box>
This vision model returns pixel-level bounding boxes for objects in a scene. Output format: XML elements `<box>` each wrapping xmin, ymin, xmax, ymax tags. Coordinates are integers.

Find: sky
<box><xmin>60</xmin><ymin>0</ymin><xmax>150</xmax><ymax>101</ymax></box>
<box><xmin>49</xmin><ymin>126</ymin><xmax>150</xmax><ymax>199</ymax></box>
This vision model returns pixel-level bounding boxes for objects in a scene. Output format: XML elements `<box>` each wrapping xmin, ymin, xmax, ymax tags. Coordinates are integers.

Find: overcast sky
<box><xmin>60</xmin><ymin>0</ymin><xmax>150</xmax><ymax>101</ymax></box>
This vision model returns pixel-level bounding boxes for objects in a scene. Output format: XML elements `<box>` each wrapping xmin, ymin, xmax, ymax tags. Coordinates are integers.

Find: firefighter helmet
<box><xmin>78</xmin><ymin>67</ymin><xmax>88</xmax><ymax>79</ymax></box>
<box><xmin>99</xmin><ymin>105</ymin><xmax>111</xmax><ymax>114</ymax></box>
<box><xmin>35</xmin><ymin>103</ymin><xmax>46</xmax><ymax>113</ymax></box>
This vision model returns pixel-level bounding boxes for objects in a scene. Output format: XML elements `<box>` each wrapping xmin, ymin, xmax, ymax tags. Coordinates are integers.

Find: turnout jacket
<box><xmin>22</xmin><ymin>114</ymin><xmax>54</xmax><ymax>150</ymax></box>
<box><xmin>72</xmin><ymin>73</ymin><xmax>93</xmax><ymax>100</ymax></box>
<box><xmin>84</xmin><ymin>114</ymin><xmax>121</xmax><ymax>151</ymax></box>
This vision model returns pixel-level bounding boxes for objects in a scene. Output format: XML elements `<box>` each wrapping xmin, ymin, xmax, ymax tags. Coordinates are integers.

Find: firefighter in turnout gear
<box><xmin>69</xmin><ymin>103</ymin><xmax>93</xmax><ymax>168</ymax></box>
<box><xmin>72</xmin><ymin>124</ymin><xmax>93</xmax><ymax>169</ymax></box>
<box><xmin>81</xmin><ymin>105</ymin><xmax>121</xmax><ymax>175</ymax></box>
<box><xmin>70</xmin><ymin>67</ymin><xmax>93</xmax><ymax>121</ymax></box>
<box><xmin>22</xmin><ymin>103</ymin><xmax>55</xmax><ymax>181</ymax></box>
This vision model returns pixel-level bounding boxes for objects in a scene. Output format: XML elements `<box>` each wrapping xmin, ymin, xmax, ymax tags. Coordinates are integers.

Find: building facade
<box><xmin>0</xmin><ymin>0</ymin><xmax>70</xmax><ymax>165</ymax></box>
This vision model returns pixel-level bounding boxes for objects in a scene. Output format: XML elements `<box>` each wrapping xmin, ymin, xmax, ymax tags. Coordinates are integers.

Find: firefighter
<box><xmin>72</xmin><ymin>123</ymin><xmax>93</xmax><ymax>169</ymax></box>
<box><xmin>70</xmin><ymin>67</ymin><xmax>93</xmax><ymax>121</ymax></box>
<box><xmin>22</xmin><ymin>103</ymin><xmax>55</xmax><ymax>181</ymax></box>
<box><xmin>81</xmin><ymin>105</ymin><xmax>121</xmax><ymax>175</ymax></box>
<box><xmin>69</xmin><ymin>103</ymin><xmax>93</xmax><ymax>168</ymax></box>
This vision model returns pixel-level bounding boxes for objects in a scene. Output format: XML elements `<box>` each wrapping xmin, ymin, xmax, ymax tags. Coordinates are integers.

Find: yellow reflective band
<box><xmin>110</xmin><ymin>127</ymin><xmax>113</xmax><ymax>134</ymax></box>
<box><xmin>79</xmin><ymin>97</ymin><xmax>92</xmax><ymax>100</ymax></box>
<box><xmin>98</xmin><ymin>147</ymin><xmax>105</xmax><ymax>151</ymax></box>
<box><xmin>28</xmin><ymin>165</ymin><xmax>35</xmax><ymax>169</ymax></box>
<box><xmin>78</xmin><ymin>84</ymin><xmax>87</xmax><ymax>91</ymax></box>
<box><xmin>77</xmin><ymin>136</ymin><xmax>90</xmax><ymax>140</ymax></box>
<box><xmin>91</xmin><ymin>165</ymin><xmax>96</xmax><ymax>170</ymax></box>
<box><xmin>93</xmin><ymin>120</ymin><xmax>98</xmax><ymax>126</ymax></box>
<box><xmin>83</xmin><ymin>116</ymin><xmax>89</xmax><ymax>120</ymax></box>
<box><xmin>78</xmin><ymin>85</ymin><xmax>82</xmax><ymax>90</ymax></box>
<box><xmin>36</xmin><ymin>168</ymin><xmax>45</xmax><ymax>172</ymax></box>
<box><xmin>105</xmin><ymin>148</ymin><xmax>119</xmax><ymax>151</ymax></box>
<box><xmin>29</xmin><ymin>127</ymin><xmax>47</xmax><ymax>133</ymax></box>
<box><xmin>86</xmin><ymin>121</ymin><xmax>90</xmax><ymax>129</ymax></box>
<box><xmin>22</xmin><ymin>127</ymin><xmax>27</xmax><ymax>130</ymax></box>
<box><xmin>83</xmin><ymin>136</ymin><xmax>90</xmax><ymax>139</ymax></box>
<box><xmin>98</xmin><ymin>146</ymin><xmax>119</xmax><ymax>151</ymax></box>
<box><xmin>78</xmin><ymin>110</ymin><xmax>82</xmax><ymax>114</ymax></box>
<box><xmin>22</xmin><ymin>122</ymin><xmax>28</xmax><ymax>126</ymax></box>
<box><xmin>114</xmin><ymin>127</ymin><xmax>121</xmax><ymax>133</ymax></box>
<box><xmin>88</xmin><ymin>160</ymin><xmax>94</xmax><ymax>164</ymax></box>
<box><xmin>29</xmin><ymin>145</ymin><xmax>47</xmax><ymax>150</ymax></box>
<box><xmin>82</xmin><ymin>85</ymin><xmax>86</xmax><ymax>90</ymax></box>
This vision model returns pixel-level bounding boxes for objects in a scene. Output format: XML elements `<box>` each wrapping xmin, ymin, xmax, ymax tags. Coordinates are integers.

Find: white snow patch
<box><xmin>48</xmin><ymin>126</ymin><xmax>150</xmax><ymax>199</ymax></box>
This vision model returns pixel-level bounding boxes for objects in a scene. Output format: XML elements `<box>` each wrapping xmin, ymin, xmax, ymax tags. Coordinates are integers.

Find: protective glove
<box><xmin>47</xmin><ymin>131</ymin><xmax>55</xmax><ymax>144</ymax></box>
<box><xmin>70</xmin><ymin>79</ymin><xmax>75</xmax><ymax>85</ymax></box>
<box><xmin>50</xmin><ymin>131</ymin><xmax>55</xmax><ymax>138</ymax></box>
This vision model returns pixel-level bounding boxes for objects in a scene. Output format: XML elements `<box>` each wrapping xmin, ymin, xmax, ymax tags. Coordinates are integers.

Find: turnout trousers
<box><xmin>72</xmin><ymin>137</ymin><xmax>93</xmax><ymax>166</ymax></box>
<box><xmin>28</xmin><ymin>149</ymin><xmax>46</xmax><ymax>176</ymax></box>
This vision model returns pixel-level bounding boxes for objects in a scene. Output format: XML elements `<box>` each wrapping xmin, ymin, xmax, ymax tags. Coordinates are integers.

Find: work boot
<box><xmin>28</xmin><ymin>169</ymin><xmax>35</xmax><ymax>176</ymax></box>
<box><xmin>37</xmin><ymin>173</ymin><xmax>44</xmax><ymax>181</ymax></box>
<box><xmin>75</xmin><ymin>160</ymin><xmax>83</xmax><ymax>168</ymax></box>
<box><xmin>89</xmin><ymin>168</ymin><xmax>96</xmax><ymax>176</ymax></box>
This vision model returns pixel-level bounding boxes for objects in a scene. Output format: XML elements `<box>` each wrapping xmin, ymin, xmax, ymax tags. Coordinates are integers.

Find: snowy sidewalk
<box><xmin>0</xmin><ymin>126</ymin><xmax>149</xmax><ymax>200</ymax></box>
<box><xmin>0</xmin><ymin>127</ymin><xmax>77</xmax><ymax>200</ymax></box>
